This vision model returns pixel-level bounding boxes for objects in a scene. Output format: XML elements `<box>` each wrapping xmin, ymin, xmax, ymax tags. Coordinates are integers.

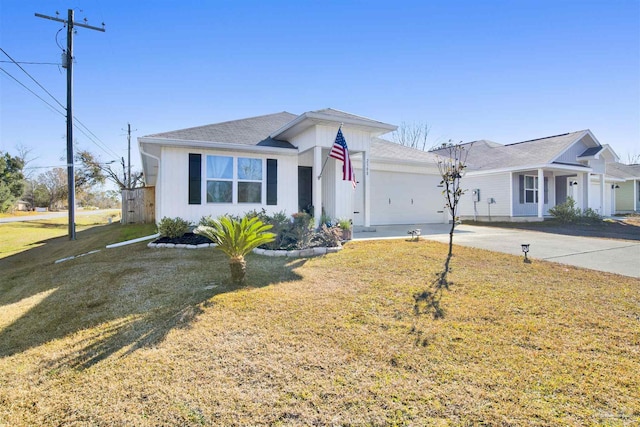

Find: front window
<box><xmin>237</xmin><ymin>157</ymin><xmax>262</xmax><ymax>203</ymax></box>
<box><xmin>206</xmin><ymin>155</ymin><xmax>263</xmax><ymax>203</ymax></box>
<box><xmin>206</xmin><ymin>155</ymin><xmax>233</xmax><ymax>203</ymax></box>
<box><xmin>525</xmin><ymin>175</ymin><xmax>538</xmax><ymax>203</ymax></box>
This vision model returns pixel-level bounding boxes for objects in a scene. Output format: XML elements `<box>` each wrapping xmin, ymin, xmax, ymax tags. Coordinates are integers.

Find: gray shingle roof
<box><xmin>145</xmin><ymin>112</ymin><xmax>298</xmax><ymax>148</ymax></box>
<box><xmin>371</xmin><ymin>138</ymin><xmax>440</xmax><ymax>163</ymax></box>
<box><xmin>430</xmin><ymin>131</ymin><xmax>590</xmax><ymax>172</ymax></box>
<box><xmin>607</xmin><ymin>162</ymin><xmax>640</xmax><ymax>179</ymax></box>
<box><xmin>309</xmin><ymin>108</ymin><xmax>396</xmax><ymax>128</ymax></box>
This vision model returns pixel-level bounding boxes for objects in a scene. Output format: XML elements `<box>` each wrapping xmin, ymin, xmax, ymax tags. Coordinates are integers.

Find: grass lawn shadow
<box><xmin>0</xmin><ymin>224</ymin><xmax>304</xmax><ymax>370</ymax></box>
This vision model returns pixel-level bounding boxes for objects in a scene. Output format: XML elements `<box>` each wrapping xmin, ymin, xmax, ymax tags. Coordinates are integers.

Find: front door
<box><xmin>298</xmin><ymin>166</ymin><xmax>313</xmax><ymax>214</ymax></box>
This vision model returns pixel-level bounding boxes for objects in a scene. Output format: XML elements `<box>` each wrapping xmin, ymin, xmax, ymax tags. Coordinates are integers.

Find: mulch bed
<box><xmin>152</xmin><ymin>233</ymin><xmax>213</xmax><ymax>245</ymax></box>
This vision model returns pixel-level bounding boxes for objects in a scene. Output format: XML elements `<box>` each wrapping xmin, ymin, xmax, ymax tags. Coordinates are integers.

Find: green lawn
<box><xmin>0</xmin><ymin>221</ymin><xmax>638</xmax><ymax>425</ymax></box>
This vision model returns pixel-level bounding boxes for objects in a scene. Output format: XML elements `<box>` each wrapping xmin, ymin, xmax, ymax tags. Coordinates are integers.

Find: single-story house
<box><xmin>139</xmin><ymin>109</ymin><xmax>626</xmax><ymax>226</ymax></box>
<box><xmin>138</xmin><ymin>109</ymin><xmax>446</xmax><ymax>227</ymax></box>
<box><xmin>431</xmin><ymin>130</ymin><xmax>622</xmax><ymax>221</ymax></box>
<box><xmin>607</xmin><ymin>162</ymin><xmax>640</xmax><ymax>214</ymax></box>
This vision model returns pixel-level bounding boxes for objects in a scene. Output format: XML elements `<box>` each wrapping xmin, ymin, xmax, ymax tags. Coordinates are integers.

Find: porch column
<box><xmin>313</xmin><ymin>146</ymin><xmax>323</xmax><ymax>228</ymax></box>
<box><xmin>363</xmin><ymin>150</ymin><xmax>371</xmax><ymax>227</ymax></box>
<box><xmin>599</xmin><ymin>174</ymin><xmax>606</xmax><ymax>215</ymax></box>
<box><xmin>635</xmin><ymin>180</ymin><xmax>638</xmax><ymax>212</ymax></box>
<box><xmin>537</xmin><ymin>168</ymin><xmax>544</xmax><ymax>218</ymax></box>
<box><xmin>583</xmin><ymin>173</ymin><xmax>591</xmax><ymax>211</ymax></box>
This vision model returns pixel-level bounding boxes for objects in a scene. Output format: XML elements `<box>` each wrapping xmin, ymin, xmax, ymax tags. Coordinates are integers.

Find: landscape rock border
<box><xmin>147</xmin><ymin>241</ymin><xmax>342</xmax><ymax>257</ymax></box>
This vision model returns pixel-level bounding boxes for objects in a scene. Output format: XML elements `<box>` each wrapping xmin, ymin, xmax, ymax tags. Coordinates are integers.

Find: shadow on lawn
<box><xmin>0</xmin><ymin>225</ymin><xmax>305</xmax><ymax>369</ymax></box>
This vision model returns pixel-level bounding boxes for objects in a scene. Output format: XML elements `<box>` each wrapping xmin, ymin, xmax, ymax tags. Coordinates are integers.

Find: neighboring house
<box><xmin>138</xmin><ymin>109</ymin><xmax>445</xmax><ymax>227</ymax></box>
<box><xmin>139</xmin><ymin>110</ymin><xmax>626</xmax><ymax>227</ymax></box>
<box><xmin>431</xmin><ymin>130</ymin><xmax>620</xmax><ymax>221</ymax></box>
<box><xmin>15</xmin><ymin>200</ymin><xmax>30</xmax><ymax>211</ymax></box>
<box><xmin>607</xmin><ymin>162</ymin><xmax>640</xmax><ymax>213</ymax></box>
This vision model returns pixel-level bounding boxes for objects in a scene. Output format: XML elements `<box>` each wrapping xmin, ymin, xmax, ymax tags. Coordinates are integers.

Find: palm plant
<box><xmin>195</xmin><ymin>215</ymin><xmax>275</xmax><ymax>285</ymax></box>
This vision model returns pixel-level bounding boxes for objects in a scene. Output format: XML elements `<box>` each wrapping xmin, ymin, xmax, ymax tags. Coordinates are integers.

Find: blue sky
<box><xmin>1</xmin><ymin>0</ymin><xmax>639</xmax><ymax>177</ymax></box>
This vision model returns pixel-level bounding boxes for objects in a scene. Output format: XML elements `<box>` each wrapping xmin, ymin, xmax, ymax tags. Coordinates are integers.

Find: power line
<box><xmin>1</xmin><ymin>66</ymin><xmax>119</xmax><ymax>160</ymax></box>
<box><xmin>0</xmin><ymin>61</ymin><xmax>59</xmax><ymax>65</ymax></box>
<box><xmin>0</xmin><ymin>66</ymin><xmax>66</xmax><ymax>117</ymax></box>
<box><xmin>0</xmin><ymin>47</ymin><xmax>65</xmax><ymax>110</ymax></box>
<box><xmin>0</xmin><ymin>46</ymin><xmax>120</xmax><ymax>161</ymax></box>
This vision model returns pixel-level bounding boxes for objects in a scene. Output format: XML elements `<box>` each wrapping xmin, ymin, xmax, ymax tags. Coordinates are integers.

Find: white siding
<box><xmin>157</xmin><ymin>146</ymin><xmax>298</xmax><ymax>224</ymax></box>
<box><xmin>458</xmin><ymin>173</ymin><xmax>511</xmax><ymax>219</ymax></box>
<box><xmin>289</xmin><ymin>125</ymin><xmax>371</xmax><ymax>153</ymax></box>
<box><xmin>556</xmin><ymin>140</ymin><xmax>588</xmax><ymax>164</ymax></box>
<box><xmin>288</xmin><ymin>126</ymin><xmax>317</xmax><ymax>153</ymax></box>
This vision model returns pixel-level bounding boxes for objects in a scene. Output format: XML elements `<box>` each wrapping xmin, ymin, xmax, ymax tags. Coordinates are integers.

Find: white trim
<box><xmin>270</xmin><ymin>110</ymin><xmax>396</xmax><ymax>140</ymax></box>
<box><xmin>465</xmin><ymin>163</ymin><xmax>592</xmax><ymax>176</ymax></box>
<box><xmin>138</xmin><ymin>137</ymin><xmax>299</xmax><ymax>156</ymax></box>
<box><xmin>509</xmin><ymin>171</ymin><xmax>514</xmax><ymax>217</ymax></box>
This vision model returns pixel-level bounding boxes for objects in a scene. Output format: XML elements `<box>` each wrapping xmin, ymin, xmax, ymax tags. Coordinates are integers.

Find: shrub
<box><xmin>336</xmin><ymin>218</ymin><xmax>352</xmax><ymax>230</ymax></box>
<box><xmin>548</xmin><ymin>197</ymin><xmax>581</xmax><ymax>223</ymax></box>
<box><xmin>158</xmin><ymin>216</ymin><xmax>191</xmax><ymax>238</ymax></box>
<box><xmin>289</xmin><ymin>212</ymin><xmax>314</xmax><ymax>249</ymax></box>
<box><xmin>195</xmin><ymin>215</ymin><xmax>275</xmax><ymax>285</ymax></box>
<box><xmin>581</xmin><ymin>207</ymin><xmax>603</xmax><ymax>223</ymax></box>
<box><xmin>311</xmin><ymin>224</ymin><xmax>342</xmax><ymax>248</ymax></box>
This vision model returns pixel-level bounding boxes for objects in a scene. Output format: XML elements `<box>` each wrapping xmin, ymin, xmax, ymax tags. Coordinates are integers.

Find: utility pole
<box><xmin>122</xmin><ymin>123</ymin><xmax>137</xmax><ymax>189</ymax></box>
<box><xmin>127</xmin><ymin>123</ymin><xmax>131</xmax><ymax>189</ymax></box>
<box><xmin>35</xmin><ymin>9</ymin><xmax>105</xmax><ymax>240</ymax></box>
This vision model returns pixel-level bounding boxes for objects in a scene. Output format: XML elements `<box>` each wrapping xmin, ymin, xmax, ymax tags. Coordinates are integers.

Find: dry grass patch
<box><xmin>0</xmin><ymin>233</ymin><xmax>638</xmax><ymax>425</ymax></box>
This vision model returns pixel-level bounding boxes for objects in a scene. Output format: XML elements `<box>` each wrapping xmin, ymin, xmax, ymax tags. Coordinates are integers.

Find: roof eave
<box><xmin>270</xmin><ymin>111</ymin><xmax>397</xmax><ymax>140</ymax></box>
<box><xmin>465</xmin><ymin>163</ymin><xmax>593</xmax><ymax>176</ymax></box>
<box><xmin>138</xmin><ymin>137</ymin><xmax>299</xmax><ymax>156</ymax></box>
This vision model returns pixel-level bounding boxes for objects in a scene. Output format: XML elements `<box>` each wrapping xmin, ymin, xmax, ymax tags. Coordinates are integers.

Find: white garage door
<box><xmin>354</xmin><ymin>170</ymin><xmax>445</xmax><ymax>225</ymax></box>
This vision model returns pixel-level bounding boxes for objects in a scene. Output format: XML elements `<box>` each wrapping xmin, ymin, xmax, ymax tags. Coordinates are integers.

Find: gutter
<box><xmin>138</xmin><ymin>137</ymin><xmax>298</xmax><ymax>156</ymax></box>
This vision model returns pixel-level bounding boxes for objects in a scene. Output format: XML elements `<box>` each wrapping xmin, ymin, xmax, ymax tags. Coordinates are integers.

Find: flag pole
<box><xmin>317</xmin><ymin>123</ymin><xmax>343</xmax><ymax>180</ymax></box>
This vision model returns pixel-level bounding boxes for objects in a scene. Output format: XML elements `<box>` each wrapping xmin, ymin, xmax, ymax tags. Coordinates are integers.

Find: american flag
<box><xmin>329</xmin><ymin>128</ymin><xmax>356</xmax><ymax>188</ymax></box>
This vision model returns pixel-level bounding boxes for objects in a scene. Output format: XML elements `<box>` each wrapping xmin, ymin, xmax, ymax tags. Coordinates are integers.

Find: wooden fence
<box><xmin>121</xmin><ymin>187</ymin><xmax>155</xmax><ymax>224</ymax></box>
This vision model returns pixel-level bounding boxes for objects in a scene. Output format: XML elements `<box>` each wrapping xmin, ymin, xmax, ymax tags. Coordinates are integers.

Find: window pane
<box><xmin>207</xmin><ymin>156</ymin><xmax>233</xmax><ymax>179</ymax></box>
<box><xmin>525</xmin><ymin>190</ymin><xmax>534</xmax><ymax>203</ymax></box>
<box><xmin>238</xmin><ymin>182</ymin><xmax>262</xmax><ymax>203</ymax></box>
<box><xmin>207</xmin><ymin>181</ymin><xmax>232</xmax><ymax>203</ymax></box>
<box><xmin>238</xmin><ymin>158</ymin><xmax>262</xmax><ymax>180</ymax></box>
<box><xmin>525</xmin><ymin>176</ymin><xmax>534</xmax><ymax>189</ymax></box>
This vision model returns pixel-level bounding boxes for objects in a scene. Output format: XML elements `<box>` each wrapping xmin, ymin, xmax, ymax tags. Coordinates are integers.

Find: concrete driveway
<box><xmin>354</xmin><ymin>224</ymin><xmax>640</xmax><ymax>278</ymax></box>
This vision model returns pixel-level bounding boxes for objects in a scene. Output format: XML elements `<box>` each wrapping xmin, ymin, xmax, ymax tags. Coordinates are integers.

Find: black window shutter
<box><xmin>544</xmin><ymin>177</ymin><xmax>548</xmax><ymax>204</ymax></box>
<box><xmin>519</xmin><ymin>175</ymin><xmax>524</xmax><ymax>204</ymax></box>
<box><xmin>188</xmin><ymin>153</ymin><xmax>201</xmax><ymax>205</ymax></box>
<box><xmin>266</xmin><ymin>159</ymin><xmax>277</xmax><ymax>205</ymax></box>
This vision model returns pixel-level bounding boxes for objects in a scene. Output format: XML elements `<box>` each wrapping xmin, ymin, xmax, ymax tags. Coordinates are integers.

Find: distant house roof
<box><xmin>431</xmin><ymin>130</ymin><xmax>594</xmax><ymax>172</ymax></box>
<box><xmin>145</xmin><ymin>112</ymin><xmax>298</xmax><ymax>148</ymax></box>
<box><xmin>607</xmin><ymin>162</ymin><xmax>640</xmax><ymax>180</ymax></box>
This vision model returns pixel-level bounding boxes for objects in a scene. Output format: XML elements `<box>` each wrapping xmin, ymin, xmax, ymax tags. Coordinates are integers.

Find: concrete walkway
<box><xmin>354</xmin><ymin>224</ymin><xmax>640</xmax><ymax>278</ymax></box>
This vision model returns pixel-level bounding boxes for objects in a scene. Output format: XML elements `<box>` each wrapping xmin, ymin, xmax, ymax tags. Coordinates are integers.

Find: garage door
<box><xmin>354</xmin><ymin>170</ymin><xmax>445</xmax><ymax>225</ymax></box>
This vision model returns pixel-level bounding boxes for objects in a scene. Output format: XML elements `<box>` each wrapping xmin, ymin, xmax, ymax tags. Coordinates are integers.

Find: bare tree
<box><xmin>435</xmin><ymin>142</ymin><xmax>472</xmax><ymax>284</ymax></box>
<box><xmin>392</xmin><ymin>121</ymin><xmax>432</xmax><ymax>151</ymax></box>
<box><xmin>623</xmin><ymin>151</ymin><xmax>640</xmax><ymax>165</ymax></box>
<box><xmin>76</xmin><ymin>150</ymin><xmax>144</xmax><ymax>190</ymax></box>
<box><xmin>414</xmin><ymin>142</ymin><xmax>472</xmax><ymax>319</ymax></box>
<box><xmin>36</xmin><ymin>168</ymin><xmax>67</xmax><ymax>210</ymax></box>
